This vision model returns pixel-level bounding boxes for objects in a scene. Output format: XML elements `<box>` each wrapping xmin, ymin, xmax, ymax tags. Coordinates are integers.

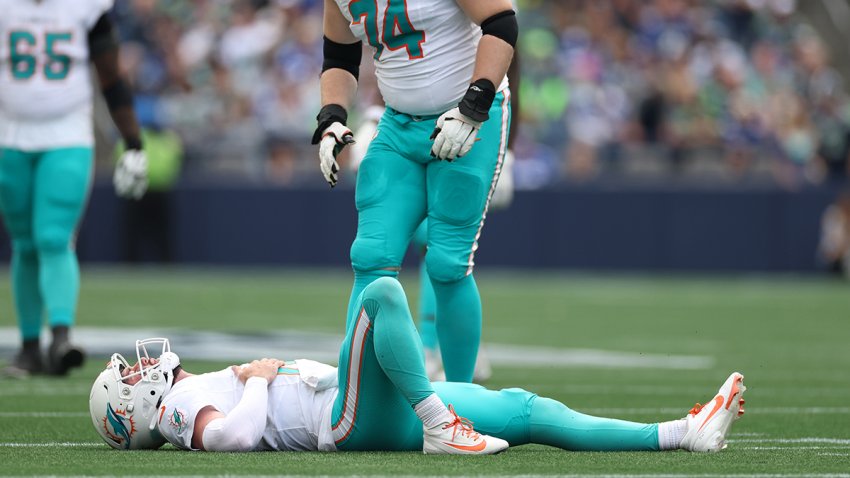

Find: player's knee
<box><xmin>362</xmin><ymin>277</ymin><xmax>406</xmax><ymax>308</ymax></box>
<box><xmin>34</xmin><ymin>228</ymin><xmax>72</xmax><ymax>254</ymax></box>
<box><xmin>431</xmin><ymin>170</ymin><xmax>487</xmax><ymax>225</ymax></box>
<box><xmin>351</xmin><ymin>235</ymin><xmax>390</xmax><ymax>272</ymax></box>
<box><xmin>501</xmin><ymin>387</ymin><xmax>538</xmax><ymax>409</ymax></box>
<box><xmin>11</xmin><ymin>238</ymin><xmax>37</xmax><ymax>258</ymax></box>
<box><xmin>424</xmin><ymin>247</ymin><xmax>470</xmax><ymax>283</ymax></box>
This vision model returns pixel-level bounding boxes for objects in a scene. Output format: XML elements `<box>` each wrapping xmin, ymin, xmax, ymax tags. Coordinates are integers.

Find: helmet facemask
<box><xmin>89</xmin><ymin>338</ymin><xmax>181</xmax><ymax>450</ymax></box>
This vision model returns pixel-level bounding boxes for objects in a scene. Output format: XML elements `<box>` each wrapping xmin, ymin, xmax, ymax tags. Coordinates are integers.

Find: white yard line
<box><xmin>4</xmin><ymin>408</ymin><xmax>849</xmax><ymax>418</ymax></box>
<box><xmin>731</xmin><ymin>438</ymin><xmax>850</xmax><ymax>445</ymax></box>
<box><xmin>582</xmin><ymin>407</ymin><xmax>850</xmax><ymax>415</ymax></box>
<box><xmin>0</xmin><ymin>412</ymin><xmax>89</xmax><ymax>417</ymax></box>
<box><xmin>1</xmin><ymin>474</ymin><xmax>849</xmax><ymax>478</ymax></box>
<box><xmin>0</xmin><ymin>442</ymin><xmax>102</xmax><ymax>447</ymax></box>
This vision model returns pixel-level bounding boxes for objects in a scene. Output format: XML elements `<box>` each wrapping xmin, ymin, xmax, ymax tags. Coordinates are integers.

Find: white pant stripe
<box><xmin>466</xmin><ymin>88</ymin><xmax>511</xmax><ymax>276</ymax></box>
<box><xmin>331</xmin><ymin>308</ymin><xmax>372</xmax><ymax>444</ymax></box>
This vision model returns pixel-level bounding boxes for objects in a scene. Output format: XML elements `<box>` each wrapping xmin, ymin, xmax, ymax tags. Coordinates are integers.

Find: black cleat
<box><xmin>47</xmin><ymin>340</ymin><xmax>86</xmax><ymax>376</ymax></box>
<box><xmin>2</xmin><ymin>349</ymin><xmax>44</xmax><ymax>379</ymax></box>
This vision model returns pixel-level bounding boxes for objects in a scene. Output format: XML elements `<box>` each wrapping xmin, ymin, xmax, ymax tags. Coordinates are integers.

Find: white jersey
<box><xmin>0</xmin><ymin>0</ymin><xmax>113</xmax><ymax>150</ymax></box>
<box><xmin>158</xmin><ymin>360</ymin><xmax>339</xmax><ymax>452</ymax></box>
<box><xmin>333</xmin><ymin>0</ymin><xmax>507</xmax><ymax>116</ymax></box>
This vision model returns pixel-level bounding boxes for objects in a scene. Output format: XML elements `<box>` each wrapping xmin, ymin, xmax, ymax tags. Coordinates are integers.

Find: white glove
<box><xmin>430</xmin><ymin>107</ymin><xmax>482</xmax><ymax>161</ymax></box>
<box><xmin>318</xmin><ymin>122</ymin><xmax>354</xmax><ymax>187</ymax></box>
<box><xmin>489</xmin><ymin>149</ymin><xmax>515</xmax><ymax>211</ymax></box>
<box><xmin>113</xmin><ymin>149</ymin><xmax>148</xmax><ymax>200</ymax></box>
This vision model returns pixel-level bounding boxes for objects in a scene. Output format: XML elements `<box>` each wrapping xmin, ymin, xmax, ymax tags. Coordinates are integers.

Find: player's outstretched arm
<box><xmin>311</xmin><ymin>0</ymin><xmax>362</xmax><ymax>187</ymax></box>
<box><xmin>89</xmin><ymin>14</ymin><xmax>147</xmax><ymax>200</ymax></box>
<box><xmin>430</xmin><ymin>0</ymin><xmax>517</xmax><ymax>161</ymax></box>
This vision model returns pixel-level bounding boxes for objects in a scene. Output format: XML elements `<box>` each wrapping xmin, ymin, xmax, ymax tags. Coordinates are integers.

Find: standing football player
<box><xmin>313</xmin><ymin>0</ymin><xmax>517</xmax><ymax>382</ymax></box>
<box><xmin>0</xmin><ymin>0</ymin><xmax>148</xmax><ymax>377</ymax></box>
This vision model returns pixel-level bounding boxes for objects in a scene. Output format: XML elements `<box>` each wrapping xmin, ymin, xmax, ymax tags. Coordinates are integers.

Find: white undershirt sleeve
<box><xmin>201</xmin><ymin>376</ymin><xmax>269</xmax><ymax>452</ymax></box>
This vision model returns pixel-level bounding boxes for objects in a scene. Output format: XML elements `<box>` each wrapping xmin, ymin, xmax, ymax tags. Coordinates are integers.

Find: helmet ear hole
<box><xmin>150</xmin><ymin>390</ymin><xmax>156</xmax><ymax>396</ymax></box>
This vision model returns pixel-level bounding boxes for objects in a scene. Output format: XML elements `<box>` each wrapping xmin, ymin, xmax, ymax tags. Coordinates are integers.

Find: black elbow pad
<box><xmin>481</xmin><ymin>10</ymin><xmax>518</xmax><ymax>48</ymax></box>
<box><xmin>322</xmin><ymin>36</ymin><xmax>362</xmax><ymax>80</ymax></box>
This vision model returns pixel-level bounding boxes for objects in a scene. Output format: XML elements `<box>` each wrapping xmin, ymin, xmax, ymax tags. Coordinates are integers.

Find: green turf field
<box><xmin>1</xmin><ymin>268</ymin><xmax>849</xmax><ymax>477</ymax></box>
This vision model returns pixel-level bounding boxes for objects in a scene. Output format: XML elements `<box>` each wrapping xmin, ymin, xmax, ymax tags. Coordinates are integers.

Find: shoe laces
<box><xmin>443</xmin><ymin>404</ymin><xmax>480</xmax><ymax>441</ymax></box>
<box><xmin>688</xmin><ymin>403</ymin><xmax>704</xmax><ymax>416</ymax></box>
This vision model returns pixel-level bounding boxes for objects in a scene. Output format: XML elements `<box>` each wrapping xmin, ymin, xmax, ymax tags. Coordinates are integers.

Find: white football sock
<box><xmin>414</xmin><ymin>393</ymin><xmax>455</xmax><ymax>429</ymax></box>
<box><xmin>657</xmin><ymin>419</ymin><xmax>688</xmax><ymax>450</ymax></box>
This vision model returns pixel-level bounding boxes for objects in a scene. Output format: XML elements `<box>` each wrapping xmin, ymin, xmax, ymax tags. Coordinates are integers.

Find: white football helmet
<box><xmin>89</xmin><ymin>338</ymin><xmax>181</xmax><ymax>450</ymax></box>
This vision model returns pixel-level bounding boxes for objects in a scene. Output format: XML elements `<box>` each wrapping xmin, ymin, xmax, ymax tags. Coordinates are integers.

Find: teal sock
<box><xmin>11</xmin><ymin>243</ymin><xmax>43</xmax><ymax>340</ymax></box>
<box><xmin>363</xmin><ymin>278</ymin><xmax>434</xmax><ymax>406</ymax></box>
<box><xmin>39</xmin><ymin>248</ymin><xmax>78</xmax><ymax>328</ymax></box>
<box><xmin>346</xmin><ymin>269</ymin><xmax>397</xmax><ymax>328</ymax></box>
<box><xmin>529</xmin><ymin>397</ymin><xmax>660</xmax><ymax>451</ymax></box>
<box><xmin>432</xmin><ymin>274</ymin><xmax>481</xmax><ymax>382</ymax></box>
<box><xmin>417</xmin><ymin>263</ymin><xmax>438</xmax><ymax>350</ymax></box>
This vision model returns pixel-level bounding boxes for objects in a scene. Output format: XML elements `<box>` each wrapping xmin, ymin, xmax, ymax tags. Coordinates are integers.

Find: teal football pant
<box><xmin>0</xmin><ymin>147</ymin><xmax>93</xmax><ymax>341</ymax></box>
<box><xmin>332</xmin><ymin>277</ymin><xmax>661</xmax><ymax>451</ymax></box>
<box><xmin>347</xmin><ymin>91</ymin><xmax>512</xmax><ymax>382</ymax></box>
<box><xmin>411</xmin><ymin>221</ymin><xmax>438</xmax><ymax>351</ymax></box>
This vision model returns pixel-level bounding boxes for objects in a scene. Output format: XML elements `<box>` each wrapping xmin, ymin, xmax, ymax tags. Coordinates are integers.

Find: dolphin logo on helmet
<box><xmin>89</xmin><ymin>338</ymin><xmax>181</xmax><ymax>450</ymax></box>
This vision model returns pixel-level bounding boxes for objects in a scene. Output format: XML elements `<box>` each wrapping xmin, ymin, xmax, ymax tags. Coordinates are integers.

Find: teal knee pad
<box><xmin>424</xmin><ymin>246</ymin><xmax>468</xmax><ymax>283</ymax></box>
<box><xmin>12</xmin><ymin>238</ymin><xmax>37</xmax><ymax>257</ymax></box>
<box><xmin>34</xmin><ymin>226</ymin><xmax>72</xmax><ymax>254</ymax></box>
<box><xmin>350</xmin><ymin>236</ymin><xmax>391</xmax><ymax>273</ymax></box>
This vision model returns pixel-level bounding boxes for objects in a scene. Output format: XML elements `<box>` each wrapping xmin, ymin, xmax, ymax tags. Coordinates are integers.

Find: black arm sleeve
<box><xmin>322</xmin><ymin>36</ymin><xmax>362</xmax><ymax>80</ymax></box>
<box><xmin>481</xmin><ymin>10</ymin><xmax>518</xmax><ymax>48</ymax></box>
<box><xmin>87</xmin><ymin>14</ymin><xmax>119</xmax><ymax>56</ymax></box>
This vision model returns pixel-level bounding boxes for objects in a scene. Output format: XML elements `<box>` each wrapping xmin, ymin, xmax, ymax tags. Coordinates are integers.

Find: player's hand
<box><xmin>430</xmin><ymin>107</ymin><xmax>482</xmax><ymax>161</ymax></box>
<box><xmin>232</xmin><ymin>358</ymin><xmax>285</xmax><ymax>385</ymax></box>
<box><xmin>318</xmin><ymin>122</ymin><xmax>355</xmax><ymax>187</ymax></box>
<box><xmin>114</xmin><ymin>149</ymin><xmax>148</xmax><ymax>200</ymax></box>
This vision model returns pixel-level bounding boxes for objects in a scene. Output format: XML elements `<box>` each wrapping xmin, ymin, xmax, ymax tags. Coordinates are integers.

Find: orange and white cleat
<box><xmin>423</xmin><ymin>405</ymin><xmax>509</xmax><ymax>455</ymax></box>
<box><xmin>680</xmin><ymin>372</ymin><xmax>747</xmax><ymax>452</ymax></box>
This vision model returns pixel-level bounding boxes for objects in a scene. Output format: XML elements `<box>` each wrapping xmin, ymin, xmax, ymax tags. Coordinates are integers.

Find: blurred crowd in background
<box><xmin>104</xmin><ymin>0</ymin><xmax>850</xmax><ymax>190</ymax></box>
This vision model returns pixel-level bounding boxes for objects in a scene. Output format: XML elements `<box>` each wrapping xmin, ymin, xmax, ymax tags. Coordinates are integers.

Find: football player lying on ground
<box><xmin>90</xmin><ymin>278</ymin><xmax>746</xmax><ymax>454</ymax></box>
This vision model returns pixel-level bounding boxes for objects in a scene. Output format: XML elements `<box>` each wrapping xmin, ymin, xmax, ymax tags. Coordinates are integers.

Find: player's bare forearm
<box><xmin>92</xmin><ymin>48</ymin><xmax>142</xmax><ymax>148</ymax></box>
<box><xmin>455</xmin><ymin>0</ymin><xmax>517</xmax><ymax>105</ymax></box>
<box><xmin>457</xmin><ymin>0</ymin><xmax>515</xmax><ymax>86</ymax></box>
<box><xmin>320</xmin><ymin>68</ymin><xmax>358</xmax><ymax>110</ymax></box>
<box><xmin>471</xmin><ymin>36</ymin><xmax>514</xmax><ymax>92</ymax></box>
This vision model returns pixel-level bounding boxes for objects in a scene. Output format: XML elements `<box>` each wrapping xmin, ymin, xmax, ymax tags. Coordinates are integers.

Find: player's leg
<box><xmin>0</xmin><ymin>148</ymin><xmax>43</xmax><ymax>376</ymax></box>
<box><xmin>434</xmin><ymin>372</ymin><xmax>747</xmax><ymax>452</ymax></box>
<box><xmin>434</xmin><ymin>382</ymin><xmax>659</xmax><ymax>450</ymax></box>
<box><xmin>411</xmin><ymin>219</ymin><xmax>444</xmax><ymax>380</ymax></box>
<box><xmin>346</xmin><ymin>110</ymin><xmax>428</xmax><ymax>328</ymax></box>
<box><xmin>32</xmin><ymin>147</ymin><xmax>93</xmax><ymax>375</ymax></box>
<box><xmin>332</xmin><ymin>277</ymin><xmax>507</xmax><ymax>454</ymax></box>
<box><xmin>333</xmin><ymin>276</ymin><xmax>445</xmax><ymax>451</ymax></box>
<box><xmin>425</xmin><ymin>91</ymin><xmax>512</xmax><ymax>382</ymax></box>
